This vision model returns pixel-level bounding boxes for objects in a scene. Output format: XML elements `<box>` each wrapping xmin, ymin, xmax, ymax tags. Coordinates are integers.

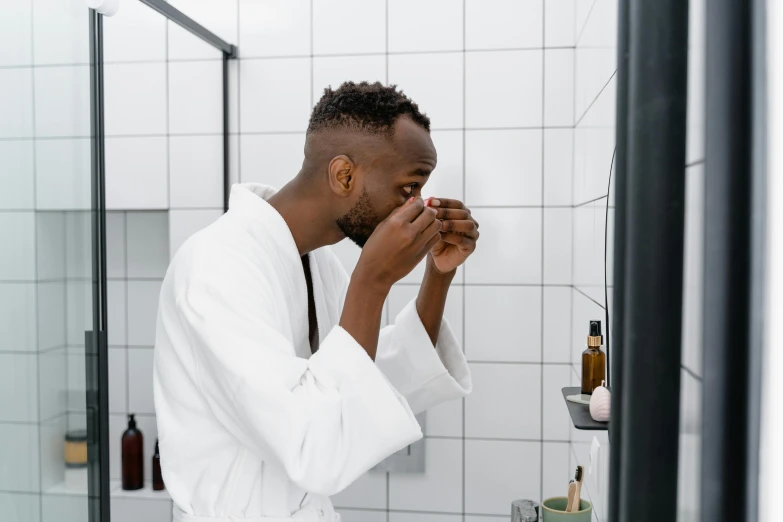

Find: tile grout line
<box><xmin>30</xmin><ymin>0</ymin><xmax>44</xmax><ymax>511</ymax></box>
<box><xmin>540</xmin><ymin>0</ymin><xmax>546</xmax><ymax>504</ymax></box>
<box><xmin>62</xmin><ymin>209</ymin><xmax>68</xmax><ymax>432</ymax></box>
<box><xmin>237</xmin><ymin>0</ymin><xmax>242</xmax><ymax>183</ymax></box>
<box><xmin>125</xmin><ymin>212</ymin><xmax>130</xmax><ymax>415</ymax></box>
<box><xmin>570</xmin><ymin>0</ymin><xmax>578</xmax><ymax>469</ymax></box>
<box><xmin>461</xmin><ymin>0</ymin><xmax>467</xmax><ymax>518</ymax></box>
<box><xmin>574</xmin><ymin>0</ymin><xmax>600</xmax><ymax>48</ymax></box>
<box><xmin>385</xmin><ymin>3</ymin><xmax>390</xmax><ymax>518</ymax></box>
<box><xmin>574</xmin><ymin>68</ymin><xmax>617</xmax><ymax>127</ymax></box>
<box><xmin>166</xmin><ymin>20</ymin><xmax>171</xmax><ymax>210</ymax></box>
<box><xmin>573</xmin><ymin>285</ymin><xmax>607</xmax><ymax>310</ymax></box>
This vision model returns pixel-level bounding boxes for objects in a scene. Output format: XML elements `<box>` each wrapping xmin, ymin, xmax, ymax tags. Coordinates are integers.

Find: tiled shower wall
<box><xmin>1</xmin><ymin>0</ymin><xmax>95</xmax><ymax>519</ymax></box>
<box><xmin>566</xmin><ymin>1</ymin><xmax>708</xmax><ymax>522</ymax></box>
<box><xmin>568</xmin><ymin>2</ymin><xmax>617</xmax><ymax>522</ymax></box>
<box><xmin>159</xmin><ymin>0</ymin><xmax>582</xmax><ymax>520</ymax></box>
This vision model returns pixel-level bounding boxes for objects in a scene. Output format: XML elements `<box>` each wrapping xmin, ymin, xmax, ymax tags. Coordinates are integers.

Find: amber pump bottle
<box><xmin>581</xmin><ymin>320</ymin><xmax>606</xmax><ymax>394</ymax></box>
<box><xmin>152</xmin><ymin>438</ymin><xmax>164</xmax><ymax>491</ymax></box>
<box><xmin>121</xmin><ymin>414</ymin><xmax>144</xmax><ymax>490</ymax></box>
<box><xmin>152</xmin><ymin>439</ymin><xmax>165</xmax><ymax>491</ymax></box>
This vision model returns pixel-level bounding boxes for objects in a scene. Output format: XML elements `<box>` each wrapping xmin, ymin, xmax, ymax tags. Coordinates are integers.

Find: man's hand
<box><xmin>355</xmin><ymin>196</ymin><xmax>442</xmax><ymax>291</ymax></box>
<box><xmin>424</xmin><ymin>198</ymin><xmax>480</xmax><ymax>275</ymax></box>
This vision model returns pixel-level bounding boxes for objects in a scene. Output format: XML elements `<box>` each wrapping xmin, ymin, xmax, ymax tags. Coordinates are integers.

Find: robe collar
<box><xmin>227</xmin><ymin>183</ymin><xmax>328</xmax><ymax>357</ymax></box>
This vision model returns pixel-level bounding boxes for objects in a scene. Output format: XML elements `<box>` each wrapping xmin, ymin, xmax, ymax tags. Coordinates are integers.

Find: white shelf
<box><xmin>110</xmin><ymin>479</ymin><xmax>171</xmax><ymax>501</ymax></box>
<box><xmin>45</xmin><ymin>482</ymin><xmax>89</xmax><ymax>497</ymax></box>
<box><xmin>45</xmin><ymin>480</ymin><xmax>171</xmax><ymax>502</ymax></box>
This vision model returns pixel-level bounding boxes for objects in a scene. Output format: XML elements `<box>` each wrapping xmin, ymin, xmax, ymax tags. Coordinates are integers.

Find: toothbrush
<box><xmin>568</xmin><ymin>466</ymin><xmax>584</xmax><ymax>512</ymax></box>
<box><xmin>566</xmin><ymin>480</ymin><xmax>576</xmax><ymax>512</ymax></box>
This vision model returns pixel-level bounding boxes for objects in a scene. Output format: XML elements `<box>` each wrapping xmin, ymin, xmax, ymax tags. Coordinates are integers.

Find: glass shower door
<box><xmin>0</xmin><ymin>4</ymin><xmax>109</xmax><ymax>522</ymax></box>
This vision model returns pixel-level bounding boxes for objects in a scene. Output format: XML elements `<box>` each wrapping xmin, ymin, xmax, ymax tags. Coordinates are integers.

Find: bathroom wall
<box><xmin>95</xmin><ymin>1</ymin><xmax>227</xmax><ymax>519</ymax></box>
<box><xmin>1</xmin><ymin>0</ymin><xmax>95</xmax><ymax>520</ymax></box>
<box><xmin>567</xmin><ymin>1</ymin><xmax>707</xmax><ymax>521</ymax></box>
<box><xmin>569</xmin><ymin>1</ymin><xmax>617</xmax><ymax>521</ymax></box>
<box><xmin>148</xmin><ymin>0</ymin><xmax>582</xmax><ymax>520</ymax></box>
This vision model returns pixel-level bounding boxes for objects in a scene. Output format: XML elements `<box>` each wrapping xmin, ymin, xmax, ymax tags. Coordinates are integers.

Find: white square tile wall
<box><xmin>0</xmin><ymin>140</ymin><xmax>35</xmax><ymax>209</ymax></box>
<box><xmin>0</xmin><ymin>69</ymin><xmax>34</xmax><ymax>139</ymax></box>
<box><xmin>331</xmin><ymin>471</ymin><xmax>387</xmax><ymax>510</ymax></box>
<box><xmin>19</xmin><ymin>0</ymin><xmax>628</xmax><ymax>518</ymax></box>
<box><xmin>313</xmin><ymin>0</ymin><xmax>385</xmax><ymax>55</ymax></box>
<box><xmin>313</xmin><ymin>55</ymin><xmax>386</xmax><ymax>99</ymax></box>
<box><xmin>240</xmin><ymin>58</ymin><xmax>312</xmax><ymax>133</ymax></box>
<box><xmin>569</xmin><ymin>3</ymin><xmax>618</xmax><ymax>516</ymax></box>
<box><xmin>103</xmin><ymin>0</ymin><xmax>166</xmax><ymax>63</ymax></box>
<box><xmin>465</xmin><ymin>130</ymin><xmax>543</xmax><ymax>206</ymax></box>
<box><xmin>465</xmin><ymin>0</ymin><xmax>543</xmax><ymax>50</ymax></box>
<box><xmin>388</xmin><ymin>53</ymin><xmax>464</xmax><ymax>130</ymax></box>
<box><xmin>239</xmin><ymin>0</ymin><xmax>309</xmax><ymax>58</ymax></box>
<box><xmin>465</xmin><ymin>50</ymin><xmax>544</xmax><ymax>128</ymax></box>
<box><xmin>389</xmin><ymin>438</ymin><xmax>463</xmax><ymax>513</ymax></box>
<box><xmin>465</xmin><ymin>363</ymin><xmax>541</xmax><ymax>439</ymax></box>
<box><xmin>104</xmin><ymin>63</ymin><xmax>167</xmax><ymax>136</ymax></box>
<box><xmin>0</xmin><ymin>0</ymin><xmax>32</xmax><ymax>67</ymax></box>
<box><xmin>169</xmin><ymin>61</ymin><xmax>223</xmax><ymax>135</ymax></box>
<box><xmin>388</xmin><ymin>0</ymin><xmax>463</xmax><ymax>53</ymax></box>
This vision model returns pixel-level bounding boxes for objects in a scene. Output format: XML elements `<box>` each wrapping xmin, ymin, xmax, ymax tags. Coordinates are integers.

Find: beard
<box><xmin>335</xmin><ymin>186</ymin><xmax>380</xmax><ymax>248</ymax></box>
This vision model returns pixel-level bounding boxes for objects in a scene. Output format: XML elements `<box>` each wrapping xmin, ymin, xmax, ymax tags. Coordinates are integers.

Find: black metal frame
<box><xmin>609</xmin><ymin>1</ymin><xmax>689</xmax><ymax>521</ymax></box>
<box><xmin>137</xmin><ymin>0</ymin><xmax>237</xmax><ymax>211</ymax></box>
<box><xmin>87</xmin><ymin>4</ymin><xmax>237</xmax><ymax>520</ymax></box>
<box><xmin>701</xmin><ymin>0</ymin><xmax>766</xmax><ymax>520</ymax></box>
<box><xmin>607</xmin><ymin>0</ymin><xmax>629</xmax><ymax>517</ymax></box>
<box><xmin>88</xmin><ymin>10</ymin><xmax>110</xmax><ymax>522</ymax></box>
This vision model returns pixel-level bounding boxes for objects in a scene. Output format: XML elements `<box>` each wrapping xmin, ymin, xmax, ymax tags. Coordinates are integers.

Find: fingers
<box><xmin>434</xmin><ymin>208</ymin><xmax>471</xmax><ymax>221</ymax></box>
<box><xmin>424</xmin><ymin>230</ymin><xmax>443</xmax><ymax>251</ymax></box>
<box><xmin>411</xmin><ymin>205</ymin><xmax>438</xmax><ymax>233</ymax></box>
<box><xmin>438</xmin><ymin>232</ymin><xmax>474</xmax><ymax>247</ymax></box>
<box><xmin>439</xmin><ymin>219</ymin><xmax>479</xmax><ymax>238</ymax></box>
<box><xmin>427</xmin><ymin>199</ymin><xmax>478</xmax><ymax>228</ymax></box>
<box><xmin>426</xmin><ymin>197</ymin><xmax>465</xmax><ymax>210</ymax></box>
<box><xmin>396</xmin><ymin>196</ymin><xmax>426</xmax><ymax>223</ymax></box>
<box><xmin>420</xmin><ymin>217</ymin><xmax>442</xmax><ymax>240</ymax></box>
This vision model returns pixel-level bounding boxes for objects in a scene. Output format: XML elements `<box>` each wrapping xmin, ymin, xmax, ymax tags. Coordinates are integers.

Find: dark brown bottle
<box><xmin>581</xmin><ymin>320</ymin><xmax>606</xmax><ymax>394</ymax></box>
<box><xmin>152</xmin><ymin>438</ymin><xmax>164</xmax><ymax>491</ymax></box>
<box><xmin>121</xmin><ymin>414</ymin><xmax>144</xmax><ymax>490</ymax></box>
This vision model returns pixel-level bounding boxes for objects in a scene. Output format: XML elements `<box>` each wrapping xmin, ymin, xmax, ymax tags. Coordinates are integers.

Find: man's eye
<box><xmin>403</xmin><ymin>184</ymin><xmax>418</xmax><ymax>195</ymax></box>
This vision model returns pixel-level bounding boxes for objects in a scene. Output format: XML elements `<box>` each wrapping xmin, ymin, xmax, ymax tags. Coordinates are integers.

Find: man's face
<box><xmin>336</xmin><ymin>118</ymin><xmax>437</xmax><ymax>247</ymax></box>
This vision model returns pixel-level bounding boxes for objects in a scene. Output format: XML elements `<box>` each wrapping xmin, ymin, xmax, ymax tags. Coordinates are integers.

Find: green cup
<box><xmin>541</xmin><ymin>497</ymin><xmax>592</xmax><ymax>521</ymax></box>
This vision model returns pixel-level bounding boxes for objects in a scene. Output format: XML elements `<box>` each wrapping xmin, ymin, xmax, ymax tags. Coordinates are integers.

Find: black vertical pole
<box><xmin>223</xmin><ymin>53</ymin><xmax>230</xmax><ymax>213</ymax></box>
<box><xmin>616</xmin><ymin>0</ymin><xmax>689</xmax><ymax>521</ymax></box>
<box><xmin>88</xmin><ymin>9</ymin><xmax>110</xmax><ymax>522</ymax></box>
<box><xmin>701</xmin><ymin>0</ymin><xmax>757</xmax><ymax>520</ymax></box>
<box><xmin>607</xmin><ymin>0</ymin><xmax>629</xmax><ymax>517</ymax></box>
<box><xmin>745</xmin><ymin>0</ymin><xmax>767</xmax><ymax>519</ymax></box>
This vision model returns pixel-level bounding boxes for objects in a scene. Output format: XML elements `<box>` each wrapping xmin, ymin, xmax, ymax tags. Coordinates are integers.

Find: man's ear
<box><xmin>327</xmin><ymin>155</ymin><xmax>356</xmax><ymax>196</ymax></box>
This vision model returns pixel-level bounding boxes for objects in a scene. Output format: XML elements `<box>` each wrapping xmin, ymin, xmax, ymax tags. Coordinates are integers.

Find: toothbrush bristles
<box><xmin>575</xmin><ymin>466</ymin><xmax>583</xmax><ymax>482</ymax></box>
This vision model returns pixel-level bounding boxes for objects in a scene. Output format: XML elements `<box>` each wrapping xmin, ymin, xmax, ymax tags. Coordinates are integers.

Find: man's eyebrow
<box><xmin>411</xmin><ymin>168</ymin><xmax>432</xmax><ymax>177</ymax></box>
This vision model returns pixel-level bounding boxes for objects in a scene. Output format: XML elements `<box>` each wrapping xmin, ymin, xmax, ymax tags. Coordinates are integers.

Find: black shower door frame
<box><xmin>87</xmin><ymin>4</ymin><xmax>237</xmax><ymax>520</ymax></box>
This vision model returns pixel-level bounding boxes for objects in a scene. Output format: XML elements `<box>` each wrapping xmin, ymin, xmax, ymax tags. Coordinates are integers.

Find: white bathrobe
<box><xmin>153</xmin><ymin>183</ymin><xmax>472</xmax><ymax>522</ymax></box>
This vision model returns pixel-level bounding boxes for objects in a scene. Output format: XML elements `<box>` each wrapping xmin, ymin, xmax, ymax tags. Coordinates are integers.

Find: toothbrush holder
<box><xmin>540</xmin><ymin>497</ymin><xmax>592</xmax><ymax>521</ymax></box>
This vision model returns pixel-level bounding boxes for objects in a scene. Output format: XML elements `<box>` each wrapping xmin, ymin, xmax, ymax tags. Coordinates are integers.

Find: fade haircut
<box><xmin>307</xmin><ymin>81</ymin><xmax>430</xmax><ymax>137</ymax></box>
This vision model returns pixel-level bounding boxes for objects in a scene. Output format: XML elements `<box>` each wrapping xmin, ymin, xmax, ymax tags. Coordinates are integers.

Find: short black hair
<box><xmin>308</xmin><ymin>81</ymin><xmax>430</xmax><ymax>136</ymax></box>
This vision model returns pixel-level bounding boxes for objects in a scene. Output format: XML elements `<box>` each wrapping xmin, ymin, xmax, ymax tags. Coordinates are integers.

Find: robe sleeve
<box><xmin>176</xmin><ymin>278</ymin><xmax>422</xmax><ymax>498</ymax></box>
<box><xmin>374</xmin><ymin>298</ymin><xmax>472</xmax><ymax>415</ymax></box>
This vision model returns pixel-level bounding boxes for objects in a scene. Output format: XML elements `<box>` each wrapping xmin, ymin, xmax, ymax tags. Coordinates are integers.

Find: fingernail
<box><xmin>409</xmin><ymin>197</ymin><xmax>414</xmax><ymax>202</ymax></box>
<box><xmin>430</xmin><ymin>198</ymin><xmax>441</xmax><ymax>207</ymax></box>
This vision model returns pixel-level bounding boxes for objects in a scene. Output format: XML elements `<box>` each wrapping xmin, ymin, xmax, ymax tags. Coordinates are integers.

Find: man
<box><xmin>153</xmin><ymin>82</ymin><xmax>479</xmax><ymax>522</ymax></box>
